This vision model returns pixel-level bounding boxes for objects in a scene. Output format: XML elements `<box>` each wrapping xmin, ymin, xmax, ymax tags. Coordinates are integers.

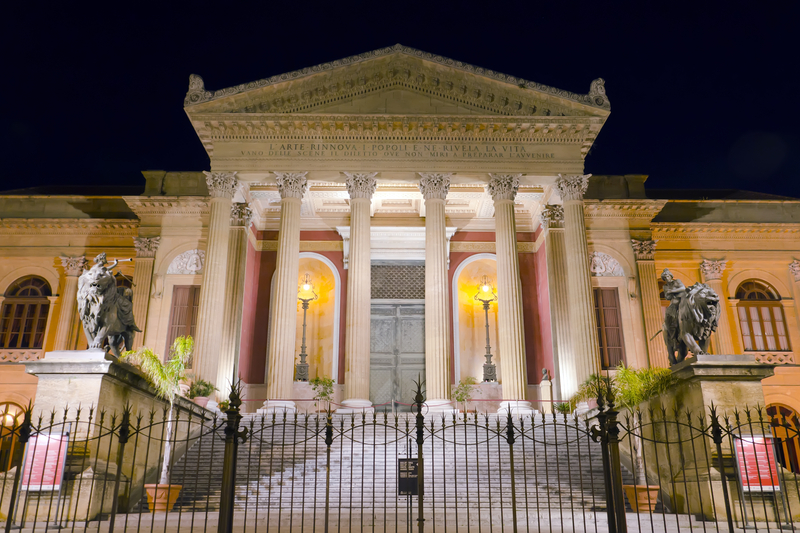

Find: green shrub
<box><xmin>451</xmin><ymin>376</ymin><xmax>479</xmax><ymax>410</ymax></box>
<box><xmin>188</xmin><ymin>379</ymin><xmax>217</xmax><ymax>399</ymax></box>
<box><xmin>310</xmin><ymin>376</ymin><xmax>335</xmax><ymax>406</ymax></box>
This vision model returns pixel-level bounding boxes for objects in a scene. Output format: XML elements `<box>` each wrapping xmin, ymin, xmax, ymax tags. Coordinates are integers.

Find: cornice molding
<box><xmin>184</xmin><ymin>44</ymin><xmax>610</xmax><ymax>112</ymax></box>
<box><xmin>122</xmin><ymin>196</ymin><xmax>211</xmax><ymax>217</ymax></box>
<box><xmin>0</xmin><ymin>218</ymin><xmax>139</xmax><ymax>236</ymax></box>
<box><xmin>584</xmin><ymin>200</ymin><xmax>667</xmax><ymax>219</ymax></box>
<box><xmin>652</xmin><ymin>223</ymin><xmax>800</xmax><ymax>240</ymax></box>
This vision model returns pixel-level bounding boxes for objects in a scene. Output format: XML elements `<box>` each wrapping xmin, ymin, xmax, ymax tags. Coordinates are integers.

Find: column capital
<box><xmin>60</xmin><ymin>256</ymin><xmax>86</xmax><ymax>277</ymax></box>
<box><xmin>791</xmin><ymin>260</ymin><xmax>800</xmax><ymax>282</ymax></box>
<box><xmin>203</xmin><ymin>171</ymin><xmax>239</xmax><ymax>199</ymax></box>
<box><xmin>230</xmin><ymin>202</ymin><xmax>253</xmax><ymax>227</ymax></box>
<box><xmin>700</xmin><ymin>259</ymin><xmax>727</xmax><ymax>281</ymax></box>
<box><xmin>487</xmin><ymin>173</ymin><xmax>521</xmax><ymax>201</ymax></box>
<box><xmin>133</xmin><ymin>236</ymin><xmax>161</xmax><ymax>258</ymax></box>
<box><xmin>539</xmin><ymin>205</ymin><xmax>564</xmax><ymax>229</ymax></box>
<box><xmin>555</xmin><ymin>174</ymin><xmax>591</xmax><ymax>202</ymax></box>
<box><xmin>631</xmin><ymin>239</ymin><xmax>657</xmax><ymax>261</ymax></box>
<box><xmin>274</xmin><ymin>171</ymin><xmax>309</xmax><ymax>199</ymax></box>
<box><xmin>344</xmin><ymin>172</ymin><xmax>378</xmax><ymax>199</ymax></box>
<box><xmin>418</xmin><ymin>173</ymin><xmax>452</xmax><ymax>200</ymax></box>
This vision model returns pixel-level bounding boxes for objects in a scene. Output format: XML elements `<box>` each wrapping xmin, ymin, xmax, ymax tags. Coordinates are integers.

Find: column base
<box><xmin>497</xmin><ymin>400</ymin><xmax>536</xmax><ymax>416</ymax></box>
<box><xmin>425</xmin><ymin>399</ymin><xmax>458</xmax><ymax>416</ymax></box>
<box><xmin>335</xmin><ymin>398</ymin><xmax>374</xmax><ymax>414</ymax></box>
<box><xmin>257</xmin><ymin>400</ymin><xmax>296</xmax><ymax>414</ymax></box>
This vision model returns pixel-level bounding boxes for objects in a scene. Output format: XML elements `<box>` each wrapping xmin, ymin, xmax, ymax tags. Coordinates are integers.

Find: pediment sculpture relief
<box><xmin>588</xmin><ymin>252</ymin><xmax>624</xmax><ymax>277</ymax></box>
<box><xmin>167</xmin><ymin>249</ymin><xmax>206</xmax><ymax>275</ymax></box>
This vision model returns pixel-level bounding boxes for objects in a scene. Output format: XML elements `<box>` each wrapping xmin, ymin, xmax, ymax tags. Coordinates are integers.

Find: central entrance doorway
<box><xmin>369</xmin><ymin>300</ymin><xmax>425</xmax><ymax>411</ymax></box>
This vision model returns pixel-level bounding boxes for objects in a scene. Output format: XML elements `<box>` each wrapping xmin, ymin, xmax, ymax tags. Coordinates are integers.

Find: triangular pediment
<box><xmin>184</xmin><ymin>45</ymin><xmax>610</xmax><ymax>118</ymax></box>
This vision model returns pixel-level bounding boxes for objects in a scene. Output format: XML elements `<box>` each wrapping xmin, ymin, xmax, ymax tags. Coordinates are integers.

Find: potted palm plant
<box><xmin>120</xmin><ymin>335</ymin><xmax>193</xmax><ymax>513</ymax></box>
<box><xmin>615</xmin><ymin>364</ymin><xmax>677</xmax><ymax>512</ymax></box>
<box><xmin>188</xmin><ymin>379</ymin><xmax>217</xmax><ymax>408</ymax></box>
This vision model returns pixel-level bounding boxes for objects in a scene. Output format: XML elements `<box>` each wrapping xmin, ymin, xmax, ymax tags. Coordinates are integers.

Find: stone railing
<box><xmin>750</xmin><ymin>351</ymin><xmax>795</xmax><ymax>365</ymax></box>
<box><xmin>0</xmin><ymin>349</ymin><xmax>44</xmax><ymax>363</ymax></box>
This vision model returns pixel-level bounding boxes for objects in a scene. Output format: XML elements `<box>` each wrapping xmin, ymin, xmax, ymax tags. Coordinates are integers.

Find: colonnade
<box><xmin>158</xmin><ymin>171</ymin><xmax>602</xmax><ymax>412</ymax></box>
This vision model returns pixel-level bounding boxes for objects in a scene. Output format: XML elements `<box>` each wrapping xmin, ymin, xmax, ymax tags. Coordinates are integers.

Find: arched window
<box><xmin>736</xmin><ymin>280</ymin><xmax>790</xmax><ymax>352</ymax></box>
<box><xmin>1</xmin><ymin>276</ymin><xmax>52</xmax><ymax>349</ymax></box>
<box><xmin>768</xmin><ymin>405</ymin><xmax>800</xmax><ymax>474</ymax></box>
<box><xmin>0</xmin><ymin>402</ymin><xmax>25</xmax><ymax>472</ymax></box>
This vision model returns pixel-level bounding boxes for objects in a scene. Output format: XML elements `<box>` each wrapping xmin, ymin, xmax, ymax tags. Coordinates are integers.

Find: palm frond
<box><xmin>120</xmin><ymin>335</ymin><xmax>194</xmax><ymax>404</ymax></box>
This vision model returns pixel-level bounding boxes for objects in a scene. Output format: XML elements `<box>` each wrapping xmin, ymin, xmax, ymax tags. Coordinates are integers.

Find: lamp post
<box><xmin>296</xmin><ymin>273</ymin><xmax>318</xmax><ymax>382</ymax></box>
<box><xmin>474</xmin><ymin>275</ymin><xmax>498</xmax><ymax>382</ymax></box>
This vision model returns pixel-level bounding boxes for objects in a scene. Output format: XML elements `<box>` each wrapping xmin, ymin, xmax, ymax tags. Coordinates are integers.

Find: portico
<box><xmin>182</xmin><ymin>45</ymin><xmax>611</xmax><ymax>412</ymax></box>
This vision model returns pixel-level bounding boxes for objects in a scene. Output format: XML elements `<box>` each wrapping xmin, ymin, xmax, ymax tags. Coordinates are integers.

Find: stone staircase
<box><xmin>154</xmin><ymin>412</ymin><xmax>633</xmax><ymax>518</ymax></box>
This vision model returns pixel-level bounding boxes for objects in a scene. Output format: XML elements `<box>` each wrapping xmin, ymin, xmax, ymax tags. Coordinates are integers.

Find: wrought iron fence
<box><xmin>1</xmin><ymin>382</ymin><xmax>799</xmax><ymax>532</ymax></box>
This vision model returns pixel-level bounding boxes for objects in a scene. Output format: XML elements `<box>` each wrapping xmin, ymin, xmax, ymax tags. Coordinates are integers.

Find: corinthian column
<box><xmin>631</xmin><ymin>240</ymin><xmax>670</xmax><ymax>368</ymax></box>
<box><xmin>194</xmin><ymin>171</ymin><xmax>237</xmax><ymax>386</ymax></box>
<box><xmin>700</xmin><ymin>260</ymin><xmax>736</xmax><ymax>355</ymax></box>
<box><xmin>262</xmin><ymin>172</ymin><xmax>308</xmax><ymax>413</ymax></box>
<box><xmin>487</xmin><ymin>174</ymin><xmax>533</xmax><ymax>415</ymax></box>
<box><xmin>131</xmin><ymin>237</ymin><xmax>160</xmax><ymax>349</ymax></box>
<box><xmin>419</xmin><ymin>173</ymin><xmax>454</xmax><ymax>412</ymax></box>
<box><xmin>339</xmin><ymin>172</ymin><xmax>377</xmax><ymax>413</ymax></box>
<box><xmin>53</xmin><ymin>256</ymin><xmax>86</xmax><ymax>351</ymax></box>
<box><xmin>540</xmin><ymin>205</ymin><xmax>572</xmax><ymax>399</ymax></box>
<box><xmin>556</xmin><ymin>174</ymin><xmax>601</xmax><ymax>389</ymax></box>
<box><xmin>217</xmin><ymin>202</ymin><xmax>252</xmax><ymax>399</ymax></box>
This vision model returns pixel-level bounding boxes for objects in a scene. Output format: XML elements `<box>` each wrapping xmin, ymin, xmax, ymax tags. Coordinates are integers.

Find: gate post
<box><xmin>218</xmin><ymin>382</ymin><xmax>248</xmax><ymax>533</ymax></box>
<box><xmin>604</xmin><ymin>392</ymin><xmax>628</xmax><ymax>533</ymax></box>
<box><xmin>3</xmin><ymin>408</ymin><xmax>31</xmax><ymax>533</ymax></box>
<box><xmin>593</xmin><ymin>387</ymin><xmax>618</xmax><ymax>533</ymax></box>
<box><xmin>414</xmin><ymin>380</ymin><xmax>425</xmax><ymax>533</ymax></box>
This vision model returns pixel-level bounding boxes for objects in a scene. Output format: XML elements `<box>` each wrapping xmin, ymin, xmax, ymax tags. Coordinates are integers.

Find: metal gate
<box><xmin>369</xmin><ymin>300</ymin><xmax>425</xmax><ymax>411</ymax></box>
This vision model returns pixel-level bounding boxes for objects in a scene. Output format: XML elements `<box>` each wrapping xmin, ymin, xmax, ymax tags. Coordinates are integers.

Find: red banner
<box><xmin>734</xmin><ymin>435</ymin><xmax>781</xmax><ymax>492</ymax></box>
<box><xmin>21</xmin><ymin>432</ymin><xmax>70</xmax><ymax>491</ymax></box>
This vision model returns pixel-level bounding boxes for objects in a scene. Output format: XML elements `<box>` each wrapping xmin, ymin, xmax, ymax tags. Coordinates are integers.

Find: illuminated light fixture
<box><xmin>296</xmin><ymin>273</ymin><xmax>318</xmax><ymax>382</ymax></box>
<box><xmin>473</xmin><ymin>275</ymin><xmax>498</xmax><ymax>382</ymax></box>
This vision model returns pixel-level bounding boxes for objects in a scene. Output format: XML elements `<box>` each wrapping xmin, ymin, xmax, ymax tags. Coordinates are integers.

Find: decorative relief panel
<box><xmin>589</xmin><ymin>252</ymin><xmax>624</xmax><ymax>277</ymax></box>
<box><xmin>791</xmin><ymin>261</ymin><xmax>800</xmax><ymax>282</ymax></box>
<box><xmin>167</xmin><ymin>249</ymin><xmax>205</xmax><ymax>275</ymax></box>
<box><xmin>371</xmin><ymin>264</ymin><xmax>425</xmax><ymax>300</ymax></box>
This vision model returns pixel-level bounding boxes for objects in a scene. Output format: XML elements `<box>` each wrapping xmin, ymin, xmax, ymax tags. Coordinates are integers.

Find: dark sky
<box><xmin>3</xmin><ymin>2</ymin><xmax>799</xmax><ymax>197</ymax></box>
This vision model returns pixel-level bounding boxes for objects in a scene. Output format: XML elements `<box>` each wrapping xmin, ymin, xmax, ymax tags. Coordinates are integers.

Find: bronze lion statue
<box><xmin>662</xmin><ymin>268</ymin><xmax>721</xmax><ymax>365</ymax></box>
<box><xmin>77</xmin><ymin>253</ymin><xmax>140</xmax><ymax>357</ymax></box>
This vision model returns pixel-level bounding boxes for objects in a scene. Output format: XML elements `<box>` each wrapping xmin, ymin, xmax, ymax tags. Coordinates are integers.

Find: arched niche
<box><xmin>294</xmin><ymin>253</ymin><xmax>340</xmax><ymax>382</ymax></box>
<box><xmin>452</xmin><ymin>254</ymin><xmax>500</xmax><ymax>383</ymax></box>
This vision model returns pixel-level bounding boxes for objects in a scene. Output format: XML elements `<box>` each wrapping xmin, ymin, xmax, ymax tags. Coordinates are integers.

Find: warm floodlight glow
<box><xmin>303</xmin><ymin>283</ymin><xmax>311</xmax><ymax>291</ymax></box>
<box><xmin>482</xmin><ymin>284</ymin><xmax>490</xmax><ymax>293</ymax></box>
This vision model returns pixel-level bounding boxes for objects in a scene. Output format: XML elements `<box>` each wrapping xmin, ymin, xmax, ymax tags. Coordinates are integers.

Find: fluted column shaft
<box><xmin>420</xmin><ymin>173</ymin><xmax>452</xmax><ymax>407</ymax></box>
<box><xmin>632</xmin><ymin>240</ymin><xmax>669</xmax><ymax>367</ymax></box>
<box><xmin>53</xmin><ymin>256</ymin><xmax>86</xmax><ymax>351</ymax></box>
<box><xmin>700</xmin><ymin>260</ymin><xmax>737</xmax><ymax>355</ymax></box>
<box><xmin>341</xmin><ymin>173</ymin><xmax>377</xmax><ymax>409</ymax></box>
<box><xmin>265</xmin><ymin>173</ymin><xmax>308</xmax><ymax>408</ymax></box>
<box><xmin>195</xmin><ymin>172</ymin><xmax>237</xmax><ymax>384</ymax></box>
<box><xmin>217</xmin><ymin>203</ymin><xmax>252</xmax><ymax>399</ymax></box>
<box><xmin>557</xmin><ymin>175</ymin><xmax>601</xmax><ymax>388</ymax></box>
<box><xmin>132</xmin><ymin>237</ymin><xmax>160</xmax><ymax>349</ymax></box>
<box><xmin>541</xmin><ymin>206</ymin><xmax>572</xmax><ymax>399</ymax></box>
<box><xmin>487</xmin><ymin>174</ymin><xmax>531</xmax><ymax>413</ymax></box>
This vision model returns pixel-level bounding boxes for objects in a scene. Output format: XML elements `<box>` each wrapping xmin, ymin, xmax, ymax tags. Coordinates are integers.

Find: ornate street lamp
<box><xmin>474</xmin><ymin>275</ymin><xmax>498</xmax><ymax>382</ymax></box>
<box><xmin>296</xmin><ymin>273</ymin><xmax>318</xmax><ymax>382</ymax></box>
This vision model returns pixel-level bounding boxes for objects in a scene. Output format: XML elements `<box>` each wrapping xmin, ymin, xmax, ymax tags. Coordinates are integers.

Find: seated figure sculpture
<box><xmin>661</xmin><ymin>268</ymin><xmax>721</xmax><ymax>365</ymax></box>
<box><xmin>77</xmin><ymin>252</ymin><xmax>140</xmax><ymax>356</ymax></box>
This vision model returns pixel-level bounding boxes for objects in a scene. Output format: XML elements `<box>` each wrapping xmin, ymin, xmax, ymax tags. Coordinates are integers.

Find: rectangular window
<box><xmin>166</xmin><ymin>285</ymin><xmax>201</xmax><ymax>366</ymax></box>
<box><xmin>593</xmin><ymin>287</ymin><xmax>626</xmax><ymax>369</ymax></box>
<box><xmin>738</xmin><ymin>303</ymin><xmax>791</xmax><ymax>352</ymax></box>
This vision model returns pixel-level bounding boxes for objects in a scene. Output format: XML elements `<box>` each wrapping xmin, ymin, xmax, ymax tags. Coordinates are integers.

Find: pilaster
<box><xmin>540</xmin><ymin>205</ymin><xmax>570</xmax><ymax>399</ymax></box>
<box><xmin>218</xmin><ymin>202</ymin><xmax>252</xmax><ymax>399</ymax></box>
<box><xmin>339</xmin><ymin>172</ymin><xmax>377</xmax><ymax>412</ymax></box>
<box><xmin>53</xmin><ymin>256</ymin><xmax>86</xmax><ymax>351</ymax></box>
<box><xmin>419</xmin><ymin>173</ymin><xmax>454</xmax><ymax>411</ymax></box>
<box><xmin>556</xmin><ymin>174</ymin><xmax>601</xmax><ymax>394</ymax></box>
<box><xmin>631</xmin><ymin>239</ymin><xmax>669</xmax><ymax>368</ymax></box>
<box><xmin>131</xmin><ymin>237</ymin><xmax>160</xmax><ymax>349</ymax></box>
<box><xmin>194</xmin><ymin>171</ymin><xmax>237</xmax><ymax>385</ymax></box>
<box><xmin>487</xmin><ymin>173</ymin><xmax>533</xmax><ymax>415</ymax></box>
<box><xmin>263</xmin><ymin>172</ymin><xmax>308</xmax><ymax>413</ymax></box>
<box><xmin>789</xmin><ymin>261</ymin><xmax>800</xmax><ymax>357</ymax></box>
<box><xmin>699</xmin><ymin>260</ymin><xmax>736</xmax><ymax>355</ymax></box>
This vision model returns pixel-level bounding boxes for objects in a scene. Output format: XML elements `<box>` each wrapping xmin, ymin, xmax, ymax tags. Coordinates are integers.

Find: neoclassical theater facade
<box><xmin>3</xmin><ymin>45</ymin><xmax>800</xmax><ymax>414</ymax></box>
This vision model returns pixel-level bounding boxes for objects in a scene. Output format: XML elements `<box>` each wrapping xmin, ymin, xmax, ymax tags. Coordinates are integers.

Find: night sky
<box><xmin>4</xmin><ymin>2</ymin><xmax>799</xmax><ymax>197</ymax></box>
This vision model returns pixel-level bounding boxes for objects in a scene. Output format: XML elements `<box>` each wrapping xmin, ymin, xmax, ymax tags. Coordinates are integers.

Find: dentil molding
<box><xmin>0</xmin><ymin>219</ymin><xmax>139</xmax><ymax>236</ymax></box>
